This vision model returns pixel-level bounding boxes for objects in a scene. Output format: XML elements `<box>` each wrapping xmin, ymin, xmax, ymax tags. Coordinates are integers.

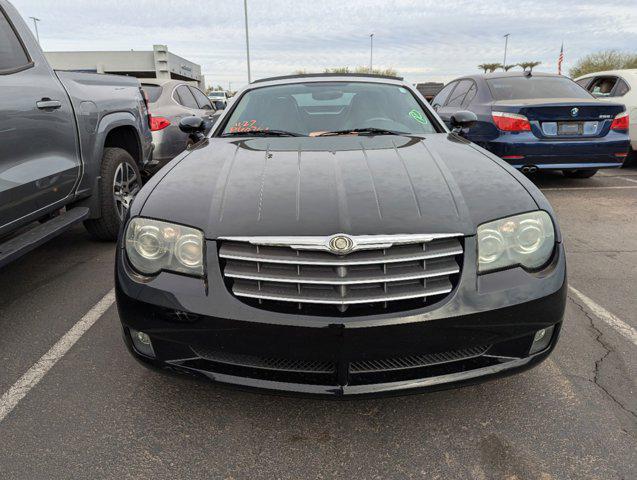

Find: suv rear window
<box><xmin>487</xmin><ymin>76</ymin><xmax>593</xmax><ymax>100</ymax></box>
<box><xmin>0</xmin><ymin>10</ymin><xmax>30</xmax><ymax>72</ymax></box>
<box><xmin>141</xmin><ymin>84</ymin><xmax>163</xmax><ymax>103</ymax></box>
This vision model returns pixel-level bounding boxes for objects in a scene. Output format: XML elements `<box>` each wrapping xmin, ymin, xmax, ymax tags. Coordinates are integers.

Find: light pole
<box><xmin>243</xmin><ymin>0</ymin><xmax>252</xmax><ymax>83</ymax></box>
<box><xmin>503</xmin><ymin>33</ymin><xmax>510</xmax><ymax>70</ymax></box>
<box><xmin>29</xmin><ymin>16</ymin><xmax>41</xmax><ymax>45</ymax></box>
<box><xmin>369</xmin><ymin>33</ymin><xmax>374</xmax><ymax>73</ymax></box>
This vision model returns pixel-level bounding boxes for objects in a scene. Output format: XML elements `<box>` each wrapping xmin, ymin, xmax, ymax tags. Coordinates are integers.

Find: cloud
<box><xmin>11</xmin><ymin>0</ymin><xmax>637</xmax><ymax>88</ymax></box>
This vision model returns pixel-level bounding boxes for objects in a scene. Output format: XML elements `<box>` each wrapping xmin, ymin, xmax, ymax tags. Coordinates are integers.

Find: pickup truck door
<box><xmin>0</xmin><ymin>6</ymin><xmax>80</xmax><ymax>231</ymax></box>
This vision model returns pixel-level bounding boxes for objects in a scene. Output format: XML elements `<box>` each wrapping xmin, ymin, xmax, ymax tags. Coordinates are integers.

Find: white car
<box><xmin>575</xmin><ymin>69</ymin><xmax>637</xmax><ymax>164</ymax></box>
<box><xmin>207</xmin><ymin>91</ymin><xmax>228</xmax><ymax>109</ymax></box>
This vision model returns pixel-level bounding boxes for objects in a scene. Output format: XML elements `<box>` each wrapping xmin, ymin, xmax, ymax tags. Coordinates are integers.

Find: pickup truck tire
<box><xmin>562</xmin><ymin>169</ymin><xmax>598</xmax><ymax>179</ymax></box>
<box><xmin>84</xmin><ymin>147</ymin><xmax>141</xmax><ymax>241</ymax></box>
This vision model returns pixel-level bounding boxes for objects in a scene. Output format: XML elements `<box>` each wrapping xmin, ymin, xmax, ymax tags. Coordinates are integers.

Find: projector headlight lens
<box><xmin>125</xmin><ymin>218</ymin><xmax>204</xmax><ymax>276</ymax></box>
<box><xmin>478</xmin><ymin>211</ymin><xmax>555</xmax><ymax>273</ymax></box>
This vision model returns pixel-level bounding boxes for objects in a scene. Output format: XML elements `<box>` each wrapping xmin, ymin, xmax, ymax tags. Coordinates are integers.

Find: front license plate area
<box><xmin>557</xmin><ymin>122</ymin><xmax>583</xmax><ymax>136</ymax></box>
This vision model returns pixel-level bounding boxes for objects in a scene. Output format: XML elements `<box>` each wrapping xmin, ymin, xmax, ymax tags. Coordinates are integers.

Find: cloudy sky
<box><xmin>11</xmin><ymin>0</ymin><xmax>637</xmax><ymax>89</ymax></box>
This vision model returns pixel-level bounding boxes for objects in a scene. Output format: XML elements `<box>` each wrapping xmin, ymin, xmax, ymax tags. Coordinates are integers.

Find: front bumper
<box><xmin>116</xmin><ymin>238</ymin><xmax>567</xmax><ymax>397</ymax></box>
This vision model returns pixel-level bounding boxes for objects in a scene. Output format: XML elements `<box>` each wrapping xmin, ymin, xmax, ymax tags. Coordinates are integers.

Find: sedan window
<box><xmin>487</xmin><ymin>76</ymin><xmax>593</xmax><ymax>100</ymax></box>
<box><xmin>446</xmin><ymin>80</ymin><xmax>472</xmax><ymax>107</ymax></box>
<box><xmin>431</xmin><ymin>81</ymin><xmax>456</xmax><ymax>108</ymax></box>
<box><xmin>220</xmin><ymin>82</ymin><xmax>440</xmax><ymax>136</ymax></box>
<box><xmin>587</xmin><ymin>76</ymin><xmax>619</xmax><ymax>97</ymax></box>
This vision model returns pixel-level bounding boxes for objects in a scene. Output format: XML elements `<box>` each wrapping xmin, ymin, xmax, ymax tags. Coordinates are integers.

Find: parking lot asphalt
<box><xmin>1</xmin><ymin>168</ymin><xmax>636</xmax><ymax>480</ymax></box>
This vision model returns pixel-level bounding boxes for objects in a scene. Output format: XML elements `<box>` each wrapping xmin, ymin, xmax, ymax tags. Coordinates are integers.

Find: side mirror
<box><xmin>179</xmin><ymin>116</ymin><xmax>206</xmax><ymax>142</ymax></box>
<box><xmin>450</xmin><ymin>110</ymin><xmax>477</xmax><ymax>132</ymax></box>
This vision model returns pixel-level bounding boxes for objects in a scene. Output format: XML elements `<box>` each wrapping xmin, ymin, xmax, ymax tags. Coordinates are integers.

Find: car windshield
<box><xmin>486</xmin><ymin>76</ymin><xmax>594</xmax><ymax>101</ymax></box>
<box><xmin>220</xmin><ymin>81</ymin><xmax>438</xmax><ymax>136</ymax></box>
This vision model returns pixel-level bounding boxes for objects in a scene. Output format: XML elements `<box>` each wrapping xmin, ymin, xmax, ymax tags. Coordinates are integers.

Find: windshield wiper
<box><xmin>222</xmin><ymin>130</ymin><xmax>303</xmax><ymax>137</ymax></box>
<box><xmin>316</xmin><ymin>127</ymin><xmax>409</xmax><ymax>137</ymax></box>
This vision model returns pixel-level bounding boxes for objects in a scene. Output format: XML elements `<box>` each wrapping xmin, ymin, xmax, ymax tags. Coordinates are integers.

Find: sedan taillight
<box><xmin>492</xmin><ymin>111</ymin><xmax>531</xmax><ymax>132</ymax></box>
<box><xmin>610</xmin><ymin>112</ymin><xmax>629</xmax><ymax>131</ymax></box>
<box><xmin>150</xmin><ymin>116</ymin><xmax>171</xmax><ymax>131</ymax></box>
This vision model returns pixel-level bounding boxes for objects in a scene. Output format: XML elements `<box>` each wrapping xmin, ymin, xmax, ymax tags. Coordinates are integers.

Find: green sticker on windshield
<box><xmin>409</xmin><ymin>109</ymin><xmax>429</xmax><ymax>125</ymax></box>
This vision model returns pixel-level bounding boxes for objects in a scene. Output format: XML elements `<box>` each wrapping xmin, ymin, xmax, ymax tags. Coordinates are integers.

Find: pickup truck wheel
<box><xmin>84</xmin><ymin>147</ymin><xmax>141</xmax><ymax>241</ymax></box>
<box><xmin>562</xmin><ymin>169</ymin><xmax>598</xmax><ymax>179</ymax></box>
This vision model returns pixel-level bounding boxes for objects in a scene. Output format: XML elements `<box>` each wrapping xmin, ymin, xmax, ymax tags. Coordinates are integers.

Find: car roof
<box><xmin>251</xmin><ymin>73</ymin><xmax>405</xmax><ymax>86</ymax></box>
<box><xmin>462</xmin><ymin>71</ymin><xmax>563</xmax><ymax>81</ymax></box>
<box><xmin>574</xmin><ymin>69</ymin><xmax>637</xmax><ymax>80</ymax></box>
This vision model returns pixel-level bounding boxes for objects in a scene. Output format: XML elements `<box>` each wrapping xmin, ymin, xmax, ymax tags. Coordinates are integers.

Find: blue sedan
<box><xmin>431</xmin><ymin>72</ymin><xmax>630</xmax><ymax>178</ymax></box>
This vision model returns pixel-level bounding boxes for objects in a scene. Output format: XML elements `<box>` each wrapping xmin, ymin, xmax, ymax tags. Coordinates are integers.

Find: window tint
<box><xmin>486</xmin><ymin>76</ymin><xmax>592</xmax><ymax>100</ymax></box>
<box><xmin>431</xmin><ymin>82</ymin><xmax>456</xmax><ymax>107</ymax></box>
<box><xmin>613</xmin><ymin>79</ymin><xmax>629</xmax><ymax>97</ymax></box>
<box><xmin>190</xmin><ymin>87</ymin><xmax>213</xmax><ymax>110</ymax></box>
<box><xmin>461</xmin><ymin>83</ymin><xmax>477</xmax><ymax>107</ymax></box>
<box><xmin>588</xmin><ymin>76</ymin><xmax>618</xmax><ymax>97</ymax></box>
<box><xmin>141</xmin><ymin>84</ymin><xmax>163</xmax><ymax>103</ymax></box>
<box><xmin>446</xmin><ymin>80</ymin><xmax>472</xmax><ymax>107</ymax></box>
<box><xmin>175</xmin><ymin>85</ymin><xmax>199</xmax><ymax>109</ymax></box>
<box><xmin>0</xmin><ymin>10</ymin><xmax>30</xmax><ymax>72</ymax></box>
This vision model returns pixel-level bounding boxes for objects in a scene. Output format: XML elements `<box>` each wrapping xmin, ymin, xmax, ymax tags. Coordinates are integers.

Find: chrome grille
<box><xmin>219</xmin><ymin>234</ymin><xmax>463</xmax><ymax>314</ymax></box>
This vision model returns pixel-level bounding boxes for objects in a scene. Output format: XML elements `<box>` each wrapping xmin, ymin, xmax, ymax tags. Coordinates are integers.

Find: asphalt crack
<box><xmin>567</xmin><ymin>295</ymin><xmax>637</xmax><ymax>420</ymax></box>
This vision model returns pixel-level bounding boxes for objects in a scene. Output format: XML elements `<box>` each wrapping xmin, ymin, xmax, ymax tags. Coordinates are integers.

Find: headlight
<box><xmin>477</xmin><ymin>211</ymin><xmax>555</xmax><ymax>273</ymax></box>
<box><xmin>125</xmin><ymin>218</ymin><xmax>204</xmax><ymax>276</ymax></box>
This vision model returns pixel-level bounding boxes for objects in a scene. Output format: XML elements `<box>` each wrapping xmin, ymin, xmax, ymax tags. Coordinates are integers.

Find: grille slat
<box><xmin>219</xmin><ymin>235</ymin><xmax>463</xmax><ymax>314</ymax></box>
<box><xmin>190</xmin><ymin>348</ymin><xmax>335</xmax><ymax>374</ymax></box>
<box><xmin>224</xmin><ymin>256</ymin><xmax>459</xmax><ymax>285</ymax></box>
<box><xmin>349</xmin><ymin>346</ymin><xmax>489</xmax><ymax>373</ymax></box>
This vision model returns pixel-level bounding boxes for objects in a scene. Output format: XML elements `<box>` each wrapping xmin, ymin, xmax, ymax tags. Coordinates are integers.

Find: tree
<box><xmin>321</xmin><ymin>66</ymin><xmax>399</xmax><ymax>77</ymax></box>
<box><xmin>503</xmin><ymin>64</ymin><xmax>517</xmax><ymax>71</ymax></box>
<box><xmin>518</xmin><ymin>61</ymin><xmax>541</xmax><ymax>72</ymax></box>
<box><xmin>324</xmin><ymin>67</ymin><xmax>350</xmax><ymax>74</ymax></box>
<box><xmin>569</xmin><ymin>50</ymin><xmax>637</xmax><ymax>78</ymax></box>
<box><xmin>478</xmin><ymin>63</ymin><xmax>503</xmax><ymax>73</ymax></box>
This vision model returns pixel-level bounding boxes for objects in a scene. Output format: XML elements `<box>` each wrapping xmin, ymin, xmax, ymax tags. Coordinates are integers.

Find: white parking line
<box><xmin>0</xmin><ymin>289</ymin><xmax>115</xmax><ymax>423</ymax></box>
<box><xmin>569</xmin><ymin>286</ymin><xmax>637</xmax><ymax>346</ymax></box>
<box><xmin>619</xmin><ymin>177</ymin><xmax>637</xmax><ymax>184</ymax></box>
<box><xmin>541</xmin><ymin>185</ymin><xmax>637</xmax><ymax>191</ymax></box>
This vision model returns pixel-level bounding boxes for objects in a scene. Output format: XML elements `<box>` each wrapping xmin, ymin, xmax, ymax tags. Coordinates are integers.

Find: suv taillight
<box><xmin>150</xmin><ymin>116</ymin><xmax>171</xmax><ymax>131</ymax></box>
<box><xmin>611</xmin><ymin>112</ymin><xmax>629</xmax><ymax>131</ymax></box>
<box><xmin>492</xmin><ymin>111</ymin><xmax>532</xmax><ymax>132</ymax></box>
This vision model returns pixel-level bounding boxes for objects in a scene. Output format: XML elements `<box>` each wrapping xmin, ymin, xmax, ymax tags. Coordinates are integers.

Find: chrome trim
<box><xmin>218</xmin><ymin>233</ymin><xmax>463</xmax><ymax>254</ymax></box>
<box><xmin>232</xmin><ymin>284</ymin><xmax>453</xmax><ymax>306</ymax></box>
<box><xmin>224</xmin><ymin>265</ymin><xmax>460</xmax><ymax>285</ymax></box>
<box><xmin>219</xmin><ymin>246</ymin><xmax>463</xmax><ymax>266</ymax></box>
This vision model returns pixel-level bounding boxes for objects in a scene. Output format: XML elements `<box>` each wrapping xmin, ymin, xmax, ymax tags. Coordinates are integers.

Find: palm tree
<box><xmin>503</xmin><ymin>64</ymin><xmax>517</xmax><ymax>71</ymax></box>
<box><xmin>478</xmin><ymin>63</ymin><xmax>503</xmax><ymax>73</ymax></box>
<box><xmin>517</xmin><ymin>61</ymin><xmax>542</xmax><ymax>72</ymax></box>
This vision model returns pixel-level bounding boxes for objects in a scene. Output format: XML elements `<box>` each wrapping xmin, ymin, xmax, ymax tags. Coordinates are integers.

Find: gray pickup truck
<box><xmin>0</xmin><ymin>0</ymin><xmax>153</xmax><ymax>266</ymax></box>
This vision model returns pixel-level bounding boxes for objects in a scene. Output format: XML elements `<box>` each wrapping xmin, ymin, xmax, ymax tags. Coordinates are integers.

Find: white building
<box><xmin>45</xmin><ymin>45</ymin><xmax>204</xmax><ymax>88</ymax></box>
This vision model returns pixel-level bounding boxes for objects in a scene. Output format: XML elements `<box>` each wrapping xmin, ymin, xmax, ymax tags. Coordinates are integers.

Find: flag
<box><xmin>558</xmin><ymin>43</ymin><xmax>564</xmax><ymax>75</ymax></box>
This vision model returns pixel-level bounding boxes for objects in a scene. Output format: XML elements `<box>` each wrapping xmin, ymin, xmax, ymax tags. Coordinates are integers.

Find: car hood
<box><xmin>139</xmin><ymin>134</ymin><xmax>537</xmax><ymax>238</ymax></box>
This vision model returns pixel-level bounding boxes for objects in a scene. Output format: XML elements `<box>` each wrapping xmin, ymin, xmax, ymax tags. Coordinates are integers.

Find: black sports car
<box><xmin>116</xmin><ymin>74</ymin><xmax>567</xmax><ymax>396</ymax></box>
